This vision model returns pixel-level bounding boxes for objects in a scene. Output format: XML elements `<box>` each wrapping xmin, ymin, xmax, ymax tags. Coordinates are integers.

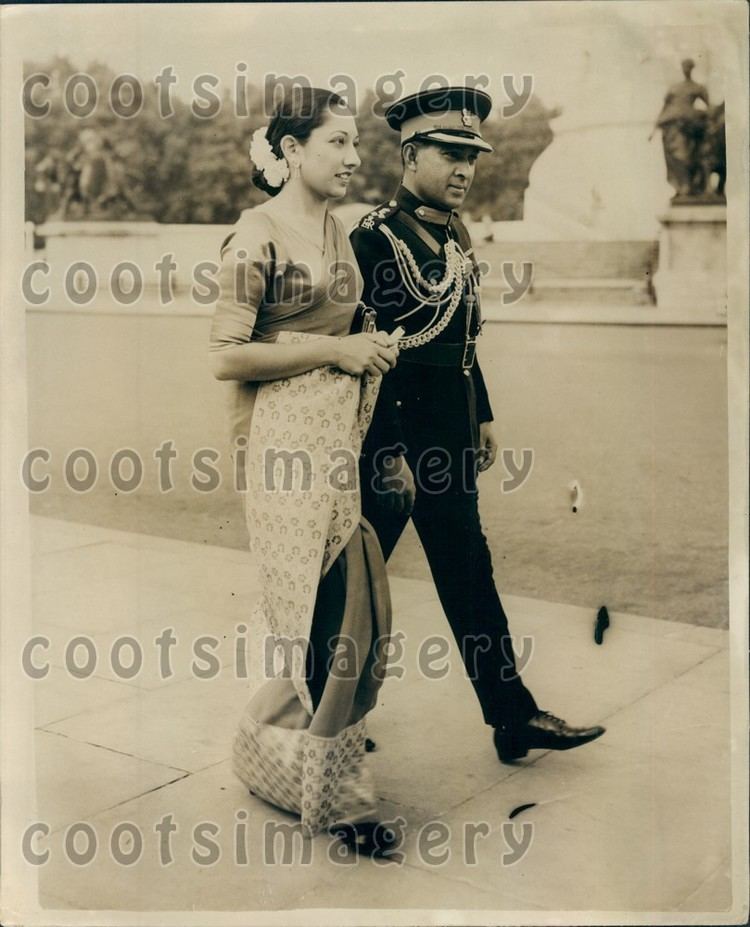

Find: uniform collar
<box><xmin>395</xmin><ymin>185</ymin><xmax>458</xmax><ymax>227</ymax></box>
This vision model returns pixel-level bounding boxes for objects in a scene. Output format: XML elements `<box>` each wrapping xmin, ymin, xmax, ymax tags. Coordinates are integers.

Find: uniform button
<box><xmin>463</xmin><ymin>369</ymin><xmax>471</xmax><ymax>377</ymax></box>
<box><xmin>417</xmin><ymin>207</ymin><xmax>425</xmax><ymax>217</ymax></box>
<box><xmin>389</xmin><ymin>200</ymin><xmax>397</xmax><ymax>207</ymax></box>
<box><xmin>395</xmin><ymin>400</ymin><xmax>402</xmax><ymax>407</ymax></box>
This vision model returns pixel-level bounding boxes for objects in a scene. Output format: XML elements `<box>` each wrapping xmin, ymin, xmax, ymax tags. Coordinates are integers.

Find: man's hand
<box><xmin>476</xmin><ymin>421</ymin><xmax>498</xmax><ymax>473</ymax></box>
<box><xmin>334</xmin><ymin>332</ymin><xmax>398</xmax><ymax>377</ymax></box>
<box><xmin>377</xmin><ymin>453</ymin><xmax>416</xmax><ymax>515</ymax></box>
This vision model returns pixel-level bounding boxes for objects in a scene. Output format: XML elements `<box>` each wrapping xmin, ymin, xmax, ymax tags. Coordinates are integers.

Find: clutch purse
<box><xmin>355</xmin><ymin>301</ymin><xmax>377</xmax><ymax>333</ymax></box>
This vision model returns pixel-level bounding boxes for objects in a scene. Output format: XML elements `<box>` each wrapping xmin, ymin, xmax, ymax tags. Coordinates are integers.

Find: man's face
<box><xmin>408</xmin><ymin>141</ymin><xmax>480</xmax><ymax>210</ymax></box>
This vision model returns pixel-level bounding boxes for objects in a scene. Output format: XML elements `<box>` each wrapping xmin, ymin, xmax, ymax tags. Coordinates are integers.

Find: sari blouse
<box><xmin>209</xmin><ymin>207</ymin><xmax>363</xmax><ymax>445</ymax></box>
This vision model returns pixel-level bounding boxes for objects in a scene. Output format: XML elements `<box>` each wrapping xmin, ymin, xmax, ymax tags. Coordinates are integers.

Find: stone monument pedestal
<box><xmin>652</xmin><ymin>204</ymin><xmax>727</xmax><ymax>320</ymax></box>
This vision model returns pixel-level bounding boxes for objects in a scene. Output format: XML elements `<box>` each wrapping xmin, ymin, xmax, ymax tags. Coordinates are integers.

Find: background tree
<box><xmin>464</xmin><ymin>96</ymin><xmax>561</xmax><ymax>220</ymax></box>
<box><xmin>25</xmin><ymin>58</ymin><xmax>559</xmax><ymax>224</ymax></box>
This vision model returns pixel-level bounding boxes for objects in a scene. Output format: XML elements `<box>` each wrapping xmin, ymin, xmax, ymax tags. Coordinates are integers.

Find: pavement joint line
<box><xmin>648</xmin><ymin>640</ymin><xmax>728</xmax><ymax>686</ymax></box>
<box><xmin>39</xmin><ymin>664</ymin><xmax>147</xmax><ymax>694</ymax></box>
<box><xmin>44</xmin><ymin>771</ymin><xmax>194</xmax><ymax>838</ymax></box>
<box><xmin>591</xmin><ymin>644</ymin><xmax>729</xmax><ymax>732</ymax></box>
<box><xmin>36</xmin><ymin>726</ymin><xmax>192</xmax><ymax>773</ymax></box>
<box><xmin>381</xmin><ymin>639</ymin><xmax>728</xmax><ymax>823</ymax></box>
<box><xmin>37</xmin><ymin>632</ymin><xmax>256</xmax><ymax>691</ymax></box>
<box><xmin>31</xmin><ymin>528</ymin><xmax>730</xmax><ymax>781</ymax></box>
<box><xmin>35</xmin><ymin>701</ymin><xmax>137</xmax><ymax>729</ymax></box>
<box><xmin>43</xmin><ymin>758</ymin><xmax>249</xmax><ymax>838</ymax></box>
<box><xmin>374</xmin><ymin>795</ymin><xmax>432</xmax><ymax>816</ymax></box>
<box><xmin>178</xmin><ymin>756</ymin><xmax>236</xmax><ymax>776</ymax></box>
<box><xmin>428</xmin><ymin>751</ymin><xmax>549</xmax><ymax>819</ymax></box>
<box><xmin>293</xmin><ymin>854</ymin><xmax>537</xmax><ymax>908</ymax></box>
<box><xmin>40</xmin><ymin>644</ymin><xmax>243</xmax><ymax>686</ymax></box>
<box><xmin>36</xmin><ymin>631</ymin><xmax>726</xmax><ymax>815</ymax></box>
<box><xmin>390</xmin><ymin>848</ymin><xmax>548</xmax><ymax>906</ymax></box>
<box><xmin>39</xmin><ymin>671</ymin><xmax>145</xmax><ymax>696</ymax></box>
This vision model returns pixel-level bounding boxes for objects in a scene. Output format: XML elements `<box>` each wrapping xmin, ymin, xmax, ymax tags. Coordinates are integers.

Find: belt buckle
<box><xmin>462</xmin><ymin>339</ymin><xmax>477</xmax><ymax>369</ymax></box>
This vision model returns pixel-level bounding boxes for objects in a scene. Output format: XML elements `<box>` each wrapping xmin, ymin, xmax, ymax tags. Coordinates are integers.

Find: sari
<box><xmin>209</xmin><ymin>207</ymin><xmax>392</xmax><ymax>835</ymax></box>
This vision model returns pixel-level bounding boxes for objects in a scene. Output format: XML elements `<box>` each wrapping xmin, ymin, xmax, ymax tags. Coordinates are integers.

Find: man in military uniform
<box><xmin>350</xmin><ymin>87</ymin><xmax>605</xmax><ymax>762</ymax></box>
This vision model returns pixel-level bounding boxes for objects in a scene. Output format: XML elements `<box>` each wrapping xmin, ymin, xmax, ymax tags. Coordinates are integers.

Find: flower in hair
<box><xmin>249</xmin><ymin>126</ymin><xmax>290</xmax><ymax>188</ymax></box>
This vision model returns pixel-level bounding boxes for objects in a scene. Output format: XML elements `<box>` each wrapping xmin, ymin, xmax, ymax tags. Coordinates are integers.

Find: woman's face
<box><xmin>294</xmin><ymin>109</ymin><xmax>361</xmax><ymax>200</ymax></box>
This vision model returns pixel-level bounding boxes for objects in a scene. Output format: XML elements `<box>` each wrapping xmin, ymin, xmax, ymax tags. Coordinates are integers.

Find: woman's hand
<box><xmin>334</xmin><ymin>331</ymin><xmax>399</xmax><ymax>377</ymax></box>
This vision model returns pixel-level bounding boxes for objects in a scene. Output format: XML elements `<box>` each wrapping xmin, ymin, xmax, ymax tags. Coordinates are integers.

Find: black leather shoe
<box><xmin>494</xmin><ymin>710</ymin><xmax>606</xmax><ymax>763</ymax></box>
<box><xmin>329</xmin><ymin>821</ymin><xmax>399</xmax><ymax>858</ymax></box>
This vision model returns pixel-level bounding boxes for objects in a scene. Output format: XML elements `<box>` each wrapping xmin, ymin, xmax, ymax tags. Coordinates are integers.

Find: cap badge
<box><xmin>461</xmin><ymin>108</ymin><xmax>472</xmax><ymax>127</ymax></box>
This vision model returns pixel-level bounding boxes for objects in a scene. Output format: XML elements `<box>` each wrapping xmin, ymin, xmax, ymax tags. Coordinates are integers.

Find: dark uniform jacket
<box><xmin>350</xmin><ymin>185</ymin><xmax>493</xmax><ymax>484</ymax></box>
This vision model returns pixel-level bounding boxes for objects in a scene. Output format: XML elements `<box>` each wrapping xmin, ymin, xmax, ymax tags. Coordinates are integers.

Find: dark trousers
<box><xmin>359</xmin><ymin>447</ymin><xmax>538</xmax><ymax>731</ymax></box>
<box><xmin>305</xmin><ymin>558</ymin><xmax>345</xmax><ymax>712</ymax></box>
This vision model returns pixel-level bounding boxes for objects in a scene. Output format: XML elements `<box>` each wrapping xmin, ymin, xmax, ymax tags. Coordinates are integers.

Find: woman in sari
<box><xmin>209</xmin><ymin>88</ymin><xmax>400</xmax><ymax>857</ymax></box>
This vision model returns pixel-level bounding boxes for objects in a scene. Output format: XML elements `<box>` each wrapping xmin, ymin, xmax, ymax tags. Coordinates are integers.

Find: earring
<box><xmin>290</xmin><ymin>160</ymin><xmax>301</xmax><ymax>179</ymax></box>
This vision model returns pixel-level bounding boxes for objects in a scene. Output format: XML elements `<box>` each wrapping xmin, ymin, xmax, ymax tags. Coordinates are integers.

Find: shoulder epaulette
<box><xmin>357</xmin><ymin>201</ymin><xmax>399</xmax><ymax>231</ymax></box>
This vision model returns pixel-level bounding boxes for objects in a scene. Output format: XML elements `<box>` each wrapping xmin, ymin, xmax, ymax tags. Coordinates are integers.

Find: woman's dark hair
<box><xmin>251</xmin><ymin>88</ymin><xmax>350</xmax><ymax>196</ymax></box>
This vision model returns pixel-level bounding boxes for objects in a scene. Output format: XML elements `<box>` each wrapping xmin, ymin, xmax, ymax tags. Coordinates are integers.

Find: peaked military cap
<box><xmin>385</xmin><ymin>86</ymin><xmax>493</xmax><ymax>153</ymax></box>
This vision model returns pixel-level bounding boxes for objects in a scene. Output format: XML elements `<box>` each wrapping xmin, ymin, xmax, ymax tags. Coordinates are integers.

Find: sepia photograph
<box><xmin>1</xmin><ymin>1</ymin><xmax>748</xmax><ymax>924</ymax></box>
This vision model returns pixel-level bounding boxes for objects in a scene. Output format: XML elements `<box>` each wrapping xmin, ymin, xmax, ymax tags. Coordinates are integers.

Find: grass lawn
<box><xmin>30</xmin><ymin>323</ymin><xmax>729</xmax><ymax>629</ymax></box>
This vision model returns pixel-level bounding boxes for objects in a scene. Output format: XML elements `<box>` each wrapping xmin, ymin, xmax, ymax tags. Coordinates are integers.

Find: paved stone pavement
<box><xmin>26</xmin><ymin>516</ymin><xmax>737</xmax><ymax>919</ymax></box>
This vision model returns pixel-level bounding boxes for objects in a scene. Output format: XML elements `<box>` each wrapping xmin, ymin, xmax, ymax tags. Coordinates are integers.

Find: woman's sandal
<box><xmin>328</xmin><ymin>821</ymin><xmax>399</xmax><ymax>858</ymax></box>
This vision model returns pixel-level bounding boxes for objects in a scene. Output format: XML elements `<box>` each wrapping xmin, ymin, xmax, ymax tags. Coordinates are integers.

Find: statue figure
<box><xmin>35</xmin><ymin>128</ymin><xmax>141</xmax><ymax>220</ymax></box>
<box><xmin>699</xmin><ymin>101</ymin><xmax>726</xmax><ymax>199</ymax></box>
<box><xmin>650</xmin><ymin>58</ymin><xmax>724</xmax><ymax>202</ymax></box>
<box><xmin>33</xmin><ymin>153</ymin><xmax>65</xmax><ymax>219</ymax></box>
